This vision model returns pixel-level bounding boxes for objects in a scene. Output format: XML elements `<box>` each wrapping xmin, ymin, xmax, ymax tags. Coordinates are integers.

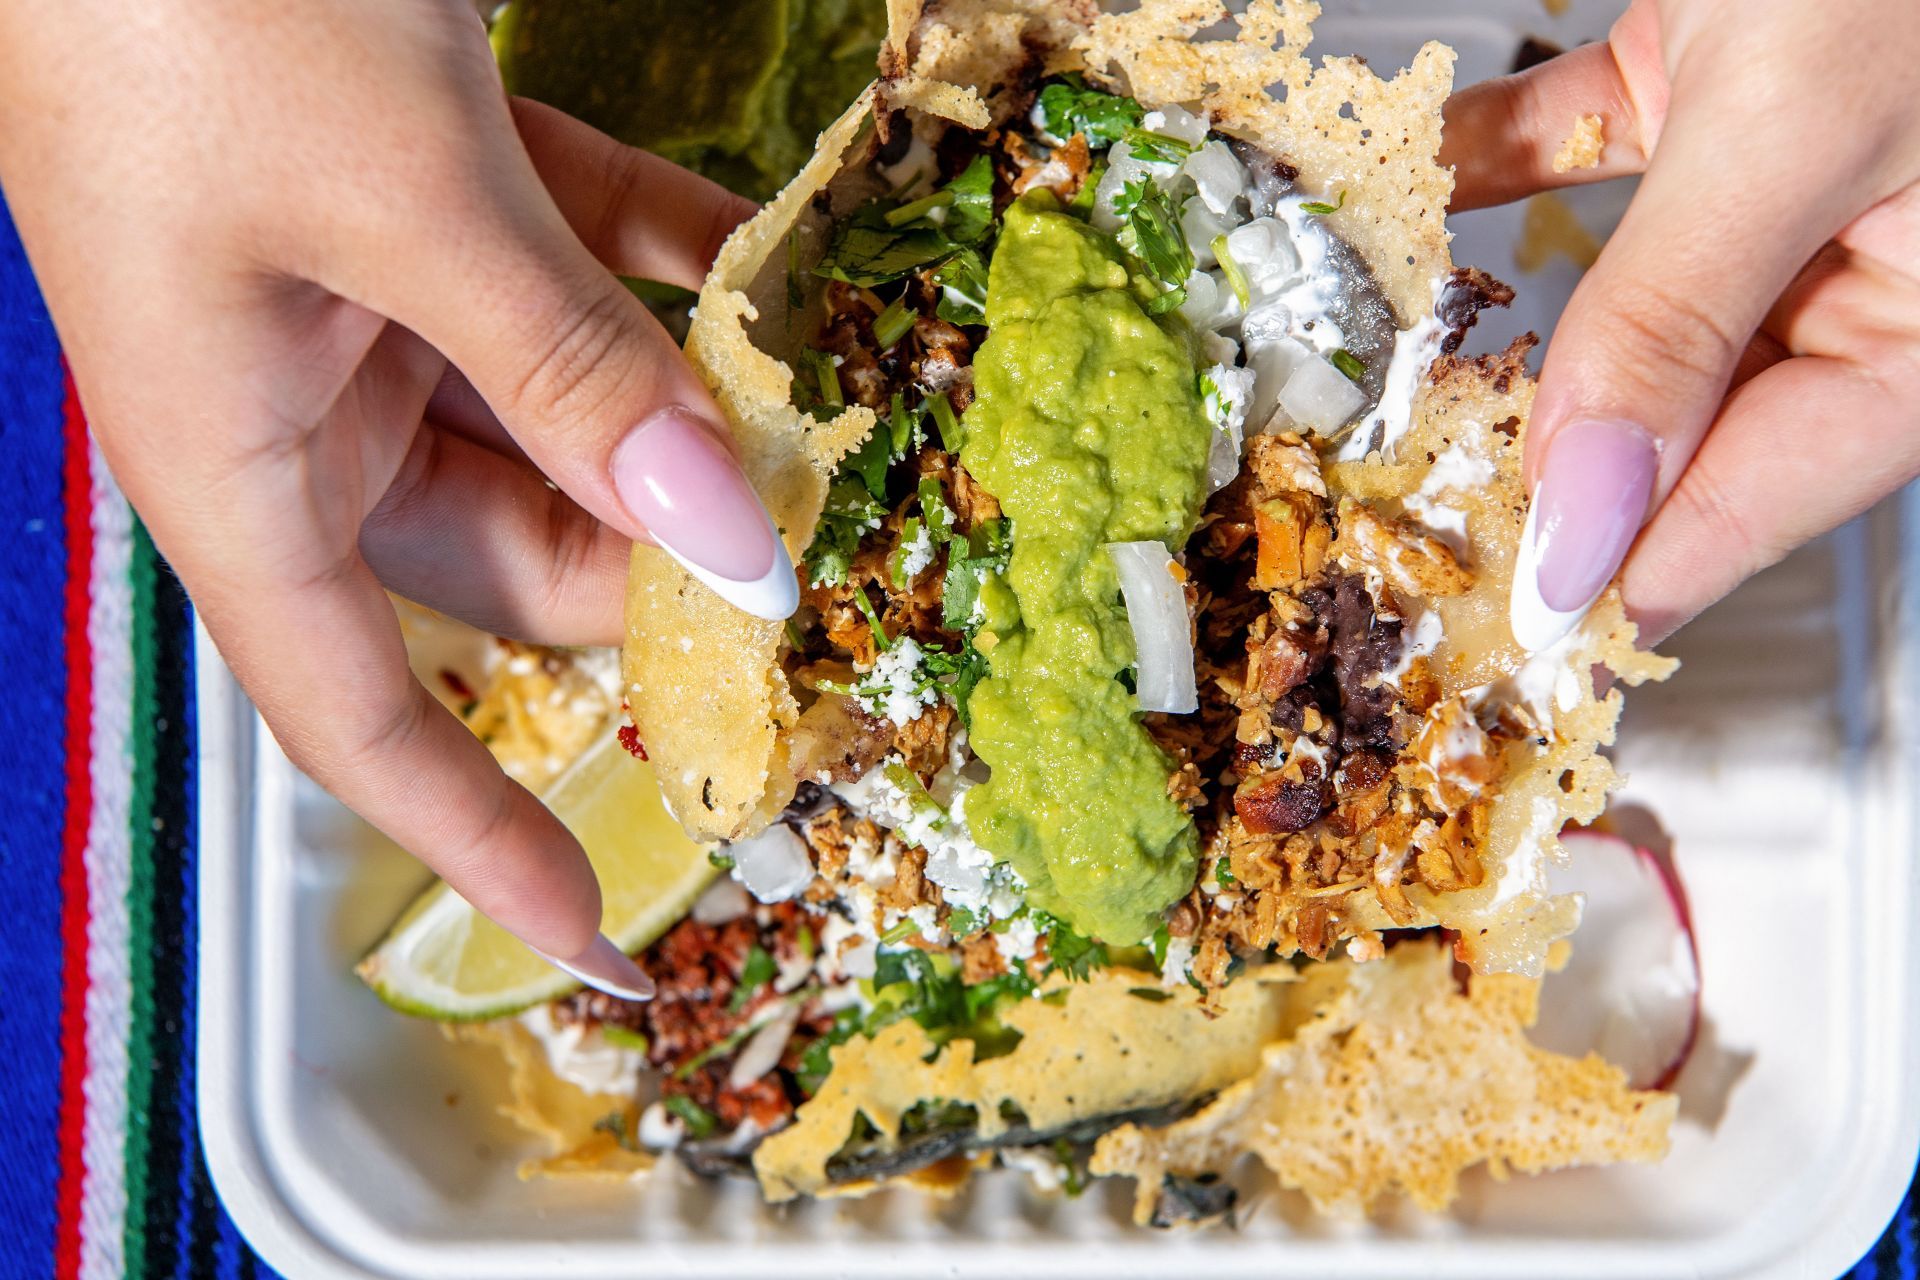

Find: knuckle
<box><xmin>590</xmin><ymin>143</ymin><xmax>650</xmax><ymax>262</ymax></box>
<box><xmin>536</xmin><ymin>492</ymin><xmax>615</xmax><ymax>623</ymax></box>
<box><xmin>1584</xmin><ymin>274</ymin><xmax>1746</xmax><ymax>391</ymax></box>
<box><xmin>331</xmin><ymin>682</ymin><xmax>439</xmax><ymax>783</ymax></box>
<box><xmin>1664</xmin><ymin>462</ymin><xmax>1772</xmax><ymax>577</ymax></box>
<box><xmin>504</xmin><ymin>281</ymin><xmax>646</xmax><ymax>430</ymax></box>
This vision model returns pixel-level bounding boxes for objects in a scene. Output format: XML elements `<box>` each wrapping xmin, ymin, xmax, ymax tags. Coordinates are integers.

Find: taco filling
<box><xmin>409</xmin><ymin>0</ymin><xmax>1682</xmax><ymax>1222</ymax></box>
<box><xmin>758</xmin><ymin>77</ymin><xmax>1524</xmax><ymax>991</ymax></box>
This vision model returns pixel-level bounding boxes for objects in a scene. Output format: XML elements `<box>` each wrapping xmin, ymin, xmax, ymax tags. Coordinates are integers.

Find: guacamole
<box><xmin>959</xmin><ymin>194</ymin><xmax>1214</xmax><ymax>944</ymax></box>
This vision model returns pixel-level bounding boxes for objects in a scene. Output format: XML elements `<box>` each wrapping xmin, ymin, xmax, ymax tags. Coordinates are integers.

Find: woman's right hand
<box><xmin>1442</xmin><ymin>0</ymin><xmax>1920</xmax><ymax>650</ymax></box>
<box><xmin>0</xmin><ymin>0</ymin><xmax>788</xmax><ymax>996</ymax></box>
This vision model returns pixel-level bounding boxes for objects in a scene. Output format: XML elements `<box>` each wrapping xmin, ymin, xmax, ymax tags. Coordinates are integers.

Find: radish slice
<box><xmin>1106</xmin><ymin>542</ymin><xmax>1198</xmax><ymax>714</ymax></box>
<box><xmin>1532</xmin><ymin>829</ymin><xmax>1701</xmax><ymax>1090</ymax></box>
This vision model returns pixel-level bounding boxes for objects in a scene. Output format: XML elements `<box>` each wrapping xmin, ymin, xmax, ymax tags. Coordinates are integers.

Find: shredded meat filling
<box><xmin>554</xmin><ymin>903</ymin><xmax>831</xmax><ymax>1133</ymax></box>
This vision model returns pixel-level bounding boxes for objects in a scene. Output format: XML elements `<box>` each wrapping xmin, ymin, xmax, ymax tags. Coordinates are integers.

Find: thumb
<box><xmin>1508</xmin><ymin>67</ymin><xmax>1863</xmax><ymax>650</ymax></box>
<box><xmin>362</xmin><ymin>176</ymin><xmax>796</xmax><ymax>622</ymax></box>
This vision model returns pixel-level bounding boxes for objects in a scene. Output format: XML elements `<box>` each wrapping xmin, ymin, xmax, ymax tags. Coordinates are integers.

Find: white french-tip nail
<box><xmin>541</xmin><ymin>932</ymin><xmax>656</xmax><ymax>1002</ymax></box>
<box><xmin>609</xmin><ymin>407</ymin><xmax>801</xmax><ymax>622</ymax></box>
<box><xmin>655</xmin><ymin>506</ymin><xmax>801</xmax><ymax>622</ymax></box>
<box><xmin>1509</xmin><ymin>497</ymin><xmax>1596</xmax><ymax>654</ymax></box>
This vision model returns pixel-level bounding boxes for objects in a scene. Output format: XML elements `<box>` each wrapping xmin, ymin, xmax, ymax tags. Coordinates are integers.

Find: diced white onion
<box><xmin>1200</xmin><ymin>330</ymin><xmax>1239</xmax><ymax>368</ymax></box>
<box><xmin>1206</xmin><ymin>417</ymin><xmax>1244</xmax><ymax>495</ymax></box>
<box><xmin>728</xmin><ymin>1002</ymin><xmax>802</xmax><ymax>1089</ymax></box>
<box><xmin>1243</xmin><ymin>336</ymin><xmax>1309</xmax><ymax>429</ymax></box>
<box><xmin>1182</xmin><ymin>141</ymin><xmax>1246</xmax><ymax>216</ymax></box>
<box><xmin>691</xmin><ymin>874</ymin><xmax>751</xmax><ymax>924</ymax></box>
<box><xmin>1177</xmin><ymin>269</ymin><xmax>1218</xmax><ymax>327</ymax></box>
<box><xmin>727</xmin><ymin>824</ymin><xmax>814</xmax><ymax>903</ymax></box>
<box><xmin>1143</xmin><ymin>104</ymin><xmax>1209</xmax><ymax>145</ymax></box>
<box><xmin>1177</xmin><ymin>269</ymin><xmax>1241</xmax><ymax>331</ymax></box>
<box><xmin>1180</xmin><ymin>198</ymin><xmax>1230</xmax><ymax>269</ymax></box>
<box><xmin>1201</xmin><ymin>360</ymin><xmax>1254</xmax><ymax>494</ymax></box>
<box><xmin>1224</xmin><ymin>217</ymin><xmax>1302</xmax><ymax>299</ymax></box>
<box><xmin>1106</xmin><ymin>542</ymin><xmax>1198</xmax><ymax>715</ymax></box>
<box><xmin>1239</xmin><ymin>300</ymin><xmax>1295</xmax><ymax>347</ymax></box>
<box><xmin>1280</xmin><ymin>353</ymin><xmax>1367</xmax><ymax>436</ymax></box>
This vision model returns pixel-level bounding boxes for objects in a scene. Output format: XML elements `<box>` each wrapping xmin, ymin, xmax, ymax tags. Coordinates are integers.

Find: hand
<box><xmin>1441</xmin><ymin>0</ymin><xmax>1920</xmax><ymax>648</ymax></box>
<box><xmin>0</xmin><ymin>0</ymin><xmax>793</xmax><ymax>994</ymax></box>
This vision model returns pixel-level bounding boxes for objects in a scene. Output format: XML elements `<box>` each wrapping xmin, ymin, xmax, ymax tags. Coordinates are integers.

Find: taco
<box><xmin>482</xmin><ymin>0</ymin><xmax>1680</xmax><ymax>1218</ymax></box>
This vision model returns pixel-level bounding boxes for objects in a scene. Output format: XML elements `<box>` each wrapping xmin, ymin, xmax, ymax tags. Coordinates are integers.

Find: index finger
<box><xmin>1440</xmin><ymin>10</ymin><xmax>1665</xmax><ymax>211</ymax></box>
<box><xmin>182</xmin><ymin>524</ymin><xmax>655</xmax><ymax>997</ymax></box>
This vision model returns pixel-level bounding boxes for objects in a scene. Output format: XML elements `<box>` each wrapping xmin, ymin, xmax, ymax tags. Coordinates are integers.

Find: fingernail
<box><xmin>541</xmin><ymin>932</ymin><xmax>656</xmax><ymax>1002</ymax></box>
<box><xmin>1510</xmin><ymin>418</ymin><xmax>1658</xmax><ymax>652</ymax></box>
<box><xmin>611</xmin><ymin>407</ymin><xmax>799</xmax><ymax>620</ymax></box>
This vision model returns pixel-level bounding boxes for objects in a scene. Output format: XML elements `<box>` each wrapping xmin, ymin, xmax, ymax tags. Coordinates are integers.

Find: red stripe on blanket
<box><xmin>54</xmin><ymin>369</ymin><xmax>93</xmax><ymax>1280</ymax></box>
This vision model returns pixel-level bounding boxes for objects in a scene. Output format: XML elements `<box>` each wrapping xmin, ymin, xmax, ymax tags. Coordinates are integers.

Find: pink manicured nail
<box><xmin>1509</xmin><ymin>418</ymin><xmax>1658</xmax><ymax>652</ymax></box>
<box><xmin>611</xmin><ymin>407</ymin><xmax>799</xmax><ymax>620</ymax></box>
<box><xmin>542</xmin><ymin>932</ymin><xmax>656</xmax><ymax>1002</ymax></box>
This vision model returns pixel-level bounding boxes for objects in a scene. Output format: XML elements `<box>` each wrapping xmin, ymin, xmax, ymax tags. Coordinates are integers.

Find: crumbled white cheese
<box><xmin>996</xmin><ymin>914</ymin><xmax>1041</xmax><ymax>964</ymax></box>
<box><xmin>898</xmin><ymin>522</ymin><xmax>937</xmax><ymax>581</ymax></box>
<box><xmin>905</xmin><ymin>903</ymin><xmax>944</xmax><ymax>945</ymax></box>
<box><xmin>834</xmin><ymin>757</ymin><xmax>1028</xmax><ymax>924</ymax></box>
<box><xmin>856</xmin><ymin>637</ymin><xmax>939</xmax><ymax>728</ymax></box>
<box><xmin>1159</xmin><ymin>933</ymin><xmax>1196</xmax><ymax>988</ymax></box>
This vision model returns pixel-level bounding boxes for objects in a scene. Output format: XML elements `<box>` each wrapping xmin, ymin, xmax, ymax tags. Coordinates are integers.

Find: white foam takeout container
<box><xmin>197</xmin><ymin>1</ymin><xmax>1920</xmax><ymax>1274</ymax></box>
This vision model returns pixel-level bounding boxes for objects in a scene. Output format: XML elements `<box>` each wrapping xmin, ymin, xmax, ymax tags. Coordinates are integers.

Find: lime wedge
<box><xmin>357</xmin><ymin>730</ymin><xmax>717</xmax><ymax>1021</ymax></box>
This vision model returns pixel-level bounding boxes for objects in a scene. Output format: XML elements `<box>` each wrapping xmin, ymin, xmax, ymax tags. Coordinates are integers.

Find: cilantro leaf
<box><xmin>727</xmin><ymin>944</ymin><xmax>777</xmax><ymax>1013</ymax></box>
<box><xmin>1035</xmin><ymin>75</ymin><xmax>1145</xmax><ymax>149</ymax></box>
<box><xmin>662</xmin><ymin>1094</ymin><xmax>718</xmax><ymax>1140</ymax></box>
<box><xmin>1034</xmin><ymin>912</ymin><xmax>1110</xmax><ymax>982</ymax></box>
<box><xmin>948</xmin><ymin>643</ymin><xmax>992</xmax><ymax>727</ymax></box>
<box><xmin>802</xmin><ymin>476</ymin><xmax>886</xmax><ymax>587</ymax></box>
<box><xmin>794</xmin><ymin>1007</ymin><xmax>861</xmax><ymax>1096</ymax></box>
<box><xmin>815</xmin><ymin>203</ymin><xmax>956</xmax><ymax>287</ymax></box>
<box><xmin>942</xmin><ymin>154</ymin><xmax>996</xmax><ymax>245</ymax></box>
<box><xmin>842</xmin><ymin>420</ymin><xmax>895</xmax><ymax>501</ymax></box>
<box><xmin>1116</xmin><ymin>179</ymin><xmax>1194</xmax><ymax>304</ymax></box>
<box><xmin>592</xmin><ymin>1111</ymin><xmax>641</xmax><ymax>1152</ymax></box>
<box><xmin>940</xmin><ymin>518</ymin><xmax>1010</xmax><ymax>630</ymax></box>
<box><xmin>933</xmin><ymin>247</ymin><xmax>989</xmax><ymax>326</ymax></box>
<box><xmin>1120</xmin><ymin>126</ymin><xmax>1196</xmax><ymax>164</ymax></box>
<box><xmin>816</xmin><ymin>155</ymin><xmax>997</xmax><ymax>288</ymax></box>
<box><xmin>869</xmin><ymin>949</ymin><xmax>968</xmax><ymax>1033</ymax></box>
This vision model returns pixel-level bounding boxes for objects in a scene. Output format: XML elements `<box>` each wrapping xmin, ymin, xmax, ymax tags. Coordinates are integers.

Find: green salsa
<box><xmin>959</xmin><ymin>194</ymin><xmax>1213</xmax><ymax>944</ymax></box>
